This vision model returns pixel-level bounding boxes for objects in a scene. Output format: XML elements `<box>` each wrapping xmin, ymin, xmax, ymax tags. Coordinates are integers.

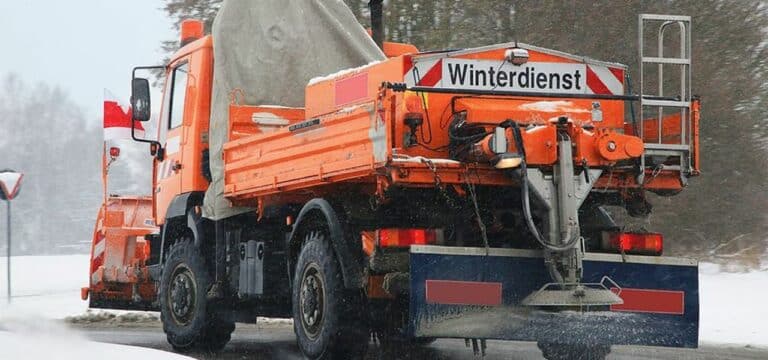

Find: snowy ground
<box><xmin>698</xmin><ymin>262</ymin><xmax>768</xmax><ymax>346</ymax></box>
<box><xmin>1</xmin><ymin>254</ymin><xmax>767</xmax><ymax>349</ymax></box>
<box><xmin>0</xmin><ymin>323</ymin><xmax>192</xmax><ymax>359</ymax></box>
<box><xmin>0</xmin><ymin>254</ymin><xmax>90</xmax><ymax>318</ymax></box>
<box><xmin>0</xmin><ymin>255</ymin><xmax>191</xmax><ymax>359</ymax></box>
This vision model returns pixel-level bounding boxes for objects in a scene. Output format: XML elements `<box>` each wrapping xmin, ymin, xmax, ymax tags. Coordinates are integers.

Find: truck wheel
<box><xmin>292</xmin><ymin>228</ymin><xmax>369</xmax><ymax>360</ymax></box>
<box><xmin>538</xmin><ymin>342</ymin><xmax>610</xmax><ymax>360</ymax></box>
<box><xmin>160</xmin><ymin>239</ymin><xmax>234</xmax><ymax>352</ymax></box>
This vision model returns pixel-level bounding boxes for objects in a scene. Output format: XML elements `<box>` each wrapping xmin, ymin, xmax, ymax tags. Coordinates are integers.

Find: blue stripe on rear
<box><xmin>409</xmin><ymin>248</ymin><xmax>699</xmax><ymax>348</ymax></box>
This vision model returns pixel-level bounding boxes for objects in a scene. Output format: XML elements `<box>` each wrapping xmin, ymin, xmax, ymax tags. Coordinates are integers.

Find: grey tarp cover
<box><xmin>203</xmin><ymin>0</ymin><xmax>385</xmax><ymax>220</ymax></box>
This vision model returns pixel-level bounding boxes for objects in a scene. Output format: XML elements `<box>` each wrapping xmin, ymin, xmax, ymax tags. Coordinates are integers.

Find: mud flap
<box><xmin>408</xmin><ymin>245</ymin><xmax>698</xmax><ymax>348</ymax></box>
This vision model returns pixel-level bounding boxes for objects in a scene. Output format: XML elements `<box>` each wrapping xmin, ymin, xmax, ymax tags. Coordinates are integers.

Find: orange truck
<box><xmin>83</xmin><ymin>5</ymin><xmax>701</xmax><ymax>360</ymax></box>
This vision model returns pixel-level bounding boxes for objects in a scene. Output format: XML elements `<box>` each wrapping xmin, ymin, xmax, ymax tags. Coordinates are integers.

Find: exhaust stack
<box><xmin>368</xmin><ymin>0</ymin><xmax>384</xmax><ymax>49</ymax></box>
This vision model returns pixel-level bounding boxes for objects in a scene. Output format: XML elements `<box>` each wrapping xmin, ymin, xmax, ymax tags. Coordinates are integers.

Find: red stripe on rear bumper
<box><xmin>425</xmin><ymin>280</ymin><xmax>502</xmax><ymax>306</ymax></box>
<box><xmin>610</xmin><ymin>288</ymin><xmax>685</xmax><ymax>315</ymax></box>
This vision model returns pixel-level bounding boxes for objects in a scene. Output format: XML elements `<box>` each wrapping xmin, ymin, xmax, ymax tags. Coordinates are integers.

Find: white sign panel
<box><xmin>0</xmin><ymin>172</ymin><xmax>23</xmax><ymax>200</ymax></box>
<box><xmin>441</xmin><ymin>59</ymin><xmax>587</xmax><ymax>94</ymax></box>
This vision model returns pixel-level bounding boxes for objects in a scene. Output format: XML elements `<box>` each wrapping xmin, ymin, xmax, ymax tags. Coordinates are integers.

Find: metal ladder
<box><xmin>637</xmin><ymin>14</ymin><xmax>692</xmax><ymax>185</ymax></box>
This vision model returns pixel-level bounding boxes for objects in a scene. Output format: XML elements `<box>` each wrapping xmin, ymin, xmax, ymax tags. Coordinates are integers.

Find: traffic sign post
<box><xmin>0</xmin><ymin>169</ymin><xmax>23</xmax><ymax>303</ymax></box>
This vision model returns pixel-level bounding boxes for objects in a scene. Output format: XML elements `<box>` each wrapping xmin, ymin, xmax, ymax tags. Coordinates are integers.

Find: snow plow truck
<box><xmin>83</xmin><ymin>2</ymin><xmax>701</xmax><ymax>359</ymax></box>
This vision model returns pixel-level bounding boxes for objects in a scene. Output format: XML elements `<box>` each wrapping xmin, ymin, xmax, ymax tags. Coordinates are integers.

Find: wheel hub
<box><xmin>169</xmin><ymin>266</ymin><xmax>196</xmax><ymax>325</ymax></box>
<box><xmin>299</xmin><ymin>264</ymin><xmax>325</xmax><ymax>338</ymax></box>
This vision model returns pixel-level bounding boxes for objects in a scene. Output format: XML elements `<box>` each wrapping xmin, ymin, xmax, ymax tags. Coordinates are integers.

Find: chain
<box><xmin>419</xmin><ymin>157</ymin><xmax>462</xmax><ymax>215</ymax></box>
<box><xmin>464</xmin><ymin>169</ymin><xmax>490</xmax><ymax>257</ymax></box>
<box><xmin>651</xmin><ymin>164</ymin><xmax>665</xmax><ymax>179</ymax></box>
<box><xmin>420</xmin><ymin>158</ymin><xmax>441</xmax><ymax>188</ymax></box>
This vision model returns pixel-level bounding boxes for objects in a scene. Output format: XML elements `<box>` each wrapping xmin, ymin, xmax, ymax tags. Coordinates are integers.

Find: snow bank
<box><xmin>0</xmin><ymin>318</ymin><xmax>191</xmax><ymax>360</ymax></box>
<box><xmin>699</xmin><ymin>262</ymin><xmax>768</xmax><ymax>347</ymax></box>
<box><xmin>0</xmin><ymin>255</ymin><xmax>186</xmax><ymax>359</ymax></box>
<box><xmin>0</xmin><ymin>254</ymin><xmax>90</xmax><ymax>319</ymax></box>
<box><xmin>66</xmin><ymin>309</ymin><xmax>159</xmax><ymax>325</ymax></box>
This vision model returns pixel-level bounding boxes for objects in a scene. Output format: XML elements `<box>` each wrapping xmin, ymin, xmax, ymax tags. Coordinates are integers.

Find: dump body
<box><xmin>223</xmin><ymin>43</ymin><xmax>698</xmax><ymax>209</ymax></box>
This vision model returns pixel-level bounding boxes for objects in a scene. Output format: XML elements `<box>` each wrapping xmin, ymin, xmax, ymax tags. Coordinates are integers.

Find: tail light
<box><xmin>603</xmin><ymin>232</ymin><xmax>663</xmax><ymax>256</ymax></box>
<box><xmin>378</xmin><ymin>228</ymin><xmax>442</xmax><ymax>248</ymax></box>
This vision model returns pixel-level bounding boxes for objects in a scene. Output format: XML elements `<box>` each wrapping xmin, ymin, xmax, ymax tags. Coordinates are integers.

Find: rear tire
<box><xmin>292</xmin><ymin>228</ymin><xmax>369</xmax><ymax>360</ymax></box>
<box><xmin>538</xmin><ymin>342</ymin><xmax>611</xmax><ymax>360</ymax></box>
<box><xmin>159</xmin><ymin>238</ymin><xmax>234</xmax><ymax>353</ymax></box>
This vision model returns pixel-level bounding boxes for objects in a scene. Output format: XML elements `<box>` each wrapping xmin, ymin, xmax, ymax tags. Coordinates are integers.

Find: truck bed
<box><xmin>222</xmin><ymin>44</ymin><xmax>699</xmax><ymax>208</ymax></box>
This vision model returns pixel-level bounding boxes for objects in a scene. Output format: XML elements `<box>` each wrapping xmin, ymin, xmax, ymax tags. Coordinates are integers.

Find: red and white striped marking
<box><xmin>586</xmin><ymin>65</ymin><xmax>624</xmax><ymax>96</ymax></box>
<box><xmin>610</xmin><ymin>288</ymin><xmax>685</xmax><ymax>315</ymax></box>
<box><xmin>404</xmin><ymin>57</ymin><xmax>624</xmax><ymax>96</ymax></box>
<box><xmin>404</xmin><ymin>58</ymin><xmax>444</xmax><ymax>87</ymax></box>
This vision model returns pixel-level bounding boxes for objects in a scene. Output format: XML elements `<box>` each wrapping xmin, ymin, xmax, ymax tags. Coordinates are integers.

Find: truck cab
<box><xmin>149</xmin><ymin>34</ymin><xmax>213</xmax><ymax>224</ymax></box>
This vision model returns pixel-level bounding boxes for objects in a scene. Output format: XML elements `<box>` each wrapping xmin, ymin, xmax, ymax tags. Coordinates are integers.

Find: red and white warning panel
<box><xmin>405</xmin><ymin>55</ymin><xmax>625</xmax><ymax>96</ymax></box>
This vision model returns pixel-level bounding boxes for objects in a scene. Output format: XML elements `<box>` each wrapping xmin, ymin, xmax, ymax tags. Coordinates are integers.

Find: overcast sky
<box><xmin>0</xmin><ymin>1</ymin><xmax>174</xmax><ymax>121</ymax></box>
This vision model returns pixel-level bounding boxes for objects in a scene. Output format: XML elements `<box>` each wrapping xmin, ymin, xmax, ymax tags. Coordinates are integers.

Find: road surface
<box><xmin>69</xmin><ymin>321</ymin><xmax>768</xmax><ymax>360</ymax></box>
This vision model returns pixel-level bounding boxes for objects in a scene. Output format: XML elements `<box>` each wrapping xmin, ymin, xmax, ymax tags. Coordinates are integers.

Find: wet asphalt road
<box><xmin>70</xmin><ymin>322</ymin><xmax>768</xmax><ymax>360</ymax></box>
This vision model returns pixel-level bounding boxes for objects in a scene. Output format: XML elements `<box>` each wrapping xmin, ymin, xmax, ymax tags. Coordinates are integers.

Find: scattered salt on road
<box><xmin>1</xmin><ymin>255</ymin><xmax>767</xmax><ymax>348</ymax></box>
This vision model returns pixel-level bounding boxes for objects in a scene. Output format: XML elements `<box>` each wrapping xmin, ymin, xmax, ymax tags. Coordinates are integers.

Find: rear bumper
<box><xmin>408</xmin><ymin>245</ymin><xmax>699</xmax><ymax>348</ymax></box>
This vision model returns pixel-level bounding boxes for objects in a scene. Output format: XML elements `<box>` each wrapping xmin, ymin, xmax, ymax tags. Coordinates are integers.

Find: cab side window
<box><xmin>168</xmin><ymin>63</ymin><xmax>189</xmax><ymax>129</ymax></box>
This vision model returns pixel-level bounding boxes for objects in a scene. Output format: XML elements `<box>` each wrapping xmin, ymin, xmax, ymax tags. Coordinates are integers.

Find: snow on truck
<box><xmin>82</xmin><ymin>1</ymin><xmax>701</xmax><ymax>359</ymax></box>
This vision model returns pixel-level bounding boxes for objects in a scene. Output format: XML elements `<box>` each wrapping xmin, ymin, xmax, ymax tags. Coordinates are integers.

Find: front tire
<box><xmin>292</xmin><ymin>229</ymin><xmax>369</xmax><ymax>360</ymax></box>
<box><xmin>159</xmin><ymin>239</ymin><xmax>234</xmax><ymax>352</ymax></box>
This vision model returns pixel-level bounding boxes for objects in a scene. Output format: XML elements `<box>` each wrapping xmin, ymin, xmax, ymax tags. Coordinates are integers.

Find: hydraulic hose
<box><xmin>510</xmin><ymin>122</ymin><xmax>580</xmax><ymax>253</ymax></box>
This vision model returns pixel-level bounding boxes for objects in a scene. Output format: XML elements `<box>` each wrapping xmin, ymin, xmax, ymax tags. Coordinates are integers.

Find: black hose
<box><xmin>510</xmin><ymin>123</ymin><xmax>580</xmax><ymax>253</ymax></box>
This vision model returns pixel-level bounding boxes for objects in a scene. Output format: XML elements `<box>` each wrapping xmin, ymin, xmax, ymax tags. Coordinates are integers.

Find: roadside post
<box><xmin>0</xmin><ymin>169</ymin><xmax>23</xmax><ymax>303</ymax></box>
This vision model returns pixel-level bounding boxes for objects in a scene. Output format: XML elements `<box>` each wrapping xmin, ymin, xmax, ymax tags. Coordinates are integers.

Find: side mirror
<box><xmin>131</xmin><ymin>78</ymin><xmax>151</xmax><ymax>122</ymax></box>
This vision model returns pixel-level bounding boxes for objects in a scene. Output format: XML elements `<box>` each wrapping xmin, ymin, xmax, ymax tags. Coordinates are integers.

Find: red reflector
<box><xmin>378</xmin><ymin>228</ymin><xmax>438</xmax><ymax>248</ymax></box>
<box><xmin>605</xmin><ymin>232</ymin><xmax>663</xmax><ymax>255</ymax></box>
<box><xmin>109</xmin><ymin>147</ymin><xmax>121</xmax><ymax>158</ymax></box>
<box><xmin>610</xmin><ymin>288</ymin><xmax>685</xmax><ymax>315</ymax></box>
<box><xmin>426</xmin><ymin>280</ymin><xmax>502</xmax><ymax>306</ymax></box>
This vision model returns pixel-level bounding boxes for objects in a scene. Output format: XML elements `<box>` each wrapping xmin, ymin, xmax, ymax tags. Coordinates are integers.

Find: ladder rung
<box><xmin>642</xmin><ymin>57</ymin><xmax>690</xmax><ymax>65</ymax></box>
<box><xmin>645</xmin><ymin>151</ymin><xmax>686</xmax><ymax>157</ymax></box>
<box><xmin>640</xmin><ymin>14</ymin><xmax>691</xmax><ymax>22</ymax></box>
<box><xmin>645</xmin><ymin>143</ymin><xmax>690</xmax><ymax>151</ymax></box>
<box><xmin>641</xmin><ymin>99</ymin><xmax>690</xmax><ymax>108</ymax></box>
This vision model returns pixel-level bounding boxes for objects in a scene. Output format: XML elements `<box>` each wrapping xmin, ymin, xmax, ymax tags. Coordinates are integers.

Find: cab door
<box><xmin>155</xmin><ymin>62</ymin><xmax>190</xmax><ymax>224</ymax></box>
